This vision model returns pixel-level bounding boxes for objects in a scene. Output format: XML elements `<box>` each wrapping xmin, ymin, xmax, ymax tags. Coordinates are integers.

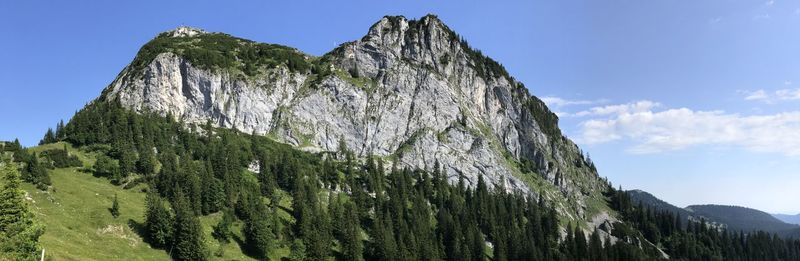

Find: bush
<box><xmin>41</xmin><ymin>147</ymin><xmax>82</xmax><ymax>168</ymax></box>
<box><xmin>94</xmin><ymin>154</ymin><xmax>119</xmax><ymax>178</ymax></box>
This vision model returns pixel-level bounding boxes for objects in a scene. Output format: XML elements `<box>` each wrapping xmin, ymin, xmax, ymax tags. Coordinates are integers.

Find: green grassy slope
<box><xmin>21</xmin><ymin>143</ymin><xmax>269</xmax><ymax>260</ymax></box>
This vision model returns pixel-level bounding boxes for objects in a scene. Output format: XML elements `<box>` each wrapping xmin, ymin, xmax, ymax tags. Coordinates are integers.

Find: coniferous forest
<box><xmin>0</xmin><ymin>97</ymin><xmax>798</xmax><ymax>261</ymax></box>
<box><xmin>0</xmin><ymin>98</ymin><xmax>788</xmax><ymax>260</ymax></box>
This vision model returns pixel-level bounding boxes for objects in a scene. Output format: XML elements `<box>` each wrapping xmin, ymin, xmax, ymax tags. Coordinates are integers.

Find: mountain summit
<box><xmin>101</xmin><ymin>14</ymin><xmax>607</xmax><ymax>221</ymax></box>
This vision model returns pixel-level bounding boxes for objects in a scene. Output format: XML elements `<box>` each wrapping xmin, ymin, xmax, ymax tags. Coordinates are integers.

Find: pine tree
<box><xmin>144</xmin><ymin>189</ymin><xmax>172</xmax><ymax>248</ymax></box>
<box><xmin>243</xmin><ymin>206</ymin><xmax>273</xmax><ymax>259</ymax></box>
<box><xmin>0</xmin><ymin>160</ymin><xmax>44</xmax><ymax>260</ymax></box>
<box><xmin>117</xmin><ymin>149</ymin><xmax>136</xmax><ymax>183</ymax></box>
<box><xmin>136</xmin><ymin>146</ymin><xmax>156</xmax><ymax>176</ymax></box>
<box><xmin>55</xmin><ymin>120</ymin><xmax>65</xmax><ymax>140</ymax></box>
<box><xmin>340</xmin><ymin>201</ymin><xmax>363</xmax><ymax>261</ymax></box>
<box><xmin>22</xmin><ymin>153</ymin><xmax>50</xmax><ymax>190</ymax></box>
<box><xmin>171</xmin><ymin>192</ymin><xmax>208</xmax><ymax>261</ymax></box>
<box><xmin>212</xmin><ymin>209</ymin><xmax>234</xmax><ymax>243</ymax></box>
<box><xmin>589</xmin><ymin>229</ymin><xmax>604</xmax><ymax>261</ymax></box>
<box><xmin>39</xmin><ymin>128</ymin><xmax>56</xmax><ymax>145</ymax></box>
<box><xmin>110</xmin><ymin>194</ymin><xmax>120</xmax><ymax>218</ymax></box>
<box><xmin>288</xmin><ymin>239</ymin><xmax>306</xmax><ymax>261</ymax></box>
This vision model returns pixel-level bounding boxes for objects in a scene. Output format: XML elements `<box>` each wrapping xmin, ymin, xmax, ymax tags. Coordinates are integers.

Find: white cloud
<box><xmin>708</xmin><ymin>17</ymin><xmax>722</xmax><ymax>24</ymax></box>
<box><xmin>573</xmin><ymin>101</ymin><xmax>800</xmax><ymax>156</ymax></box>
<box><xmin>766</xmin><ymin>0</ymin><xmax>775</xmax><ymax>6</ymax></box>
<box><xmin>776</xmin><ymin>89</ymin><xmax>800</xmax><ymax>100</ymax></box>
<box><xmin>571</xmin><ymin>100</ymin><xmax>660</xmax><ymax>117</ymax></box>
<box><xmin>540</xmin><ymin>96</ymin><xmax>605</xmax><ymax>108</ymax></box>
<box><xmin>742</xmin><ymin>88</ymin><xmax>800</xmax><ymax>102</ymax></box>
<box><xmin>743</xmin><ymin>89</ymin><xmax>769</xmax><ymax>101</ymax></box>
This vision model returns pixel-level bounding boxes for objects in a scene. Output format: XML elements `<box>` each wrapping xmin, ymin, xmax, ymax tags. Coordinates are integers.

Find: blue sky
<box><xmin>1</xmin><ymin>1</ymin><xmax>798</xmax><ymax>213</ymax></box>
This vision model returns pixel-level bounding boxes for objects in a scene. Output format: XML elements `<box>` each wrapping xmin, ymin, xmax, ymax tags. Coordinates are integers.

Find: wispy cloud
<box><xmin>766</xmin><ymin>0</ymin><xmax>775</xmax><ymax>6</ymax></box>
<box><xmin>569</xmin><ymin>100</ymin><xmax>660</xmax><ymax>117</ymax></box>
<box><xmin>541</xmin><ymin>96</ymin><xmax>606</xmax><ymax>108</ymax></box>
<box><xmin>741</xmin><ymin>88</ymin><xmax>800</xmax><ymax>103</ymax></box>
<box><xmin>743</xmin><ymin>89</ymin><xmax>769</xmax><ymax>101</ymax></box>
<box><xmin>708</xmin><ymin>17</ymin><xmax>723</xmax><ymax>24</ymax></box>
<box><xmin>573</xmin><ymin>101</ymin><xmax>800</xmax><ymax>156</ymax></box>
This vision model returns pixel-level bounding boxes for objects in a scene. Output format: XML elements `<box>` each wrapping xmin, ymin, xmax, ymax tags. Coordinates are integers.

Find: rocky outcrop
<box><xmin>103</xmin><ymin>15</ymin><xmax>609</xmax><ymax>221</ymax></box>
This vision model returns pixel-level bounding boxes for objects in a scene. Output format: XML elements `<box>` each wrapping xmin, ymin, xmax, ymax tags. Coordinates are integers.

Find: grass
<box><xmin>22</xmin><ymin>163</ymin><xmax>168</xmax><ymax>260</ymax></box>
<box><xmin>20</xmin><ymin>143</ymin><xmax>285</xmax><ymax>260</ymax></box>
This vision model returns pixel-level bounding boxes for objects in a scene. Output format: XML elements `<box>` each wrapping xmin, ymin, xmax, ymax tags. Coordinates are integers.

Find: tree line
<box><xmin>42</xmin><ymin>98</ymin><xmax>800</xmax><ymax>260</ymax></box>
<box><xmin>608</xmin><ymin>187</ymin><xmax>800</xmax><ymax>260</ymax></box>
<box><xmin>55</xmin><ymin>100</ymin><xmax>683</xmax><ymax>260</ymax></box>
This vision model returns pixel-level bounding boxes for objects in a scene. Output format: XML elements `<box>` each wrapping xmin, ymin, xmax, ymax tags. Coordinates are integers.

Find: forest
<box><xmin>2</xmin><ymin>99</ymin><xmax>799</xmax><ymax>260</ymax></box>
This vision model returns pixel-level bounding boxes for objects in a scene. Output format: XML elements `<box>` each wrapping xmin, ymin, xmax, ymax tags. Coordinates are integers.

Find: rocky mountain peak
<box><xmin>333</xmin><ymin>14</ymin><xmax>512</xmax><ymax>85</ymax></box>
<box><xmin>163</xmin><ymin>26</ymin><xmax>208</xmax><ymax>38</ymax></box>
<box><xmin>104</xmin><ymin>14</ymin><xmax>609</xmax><ymax>222</ymax></box>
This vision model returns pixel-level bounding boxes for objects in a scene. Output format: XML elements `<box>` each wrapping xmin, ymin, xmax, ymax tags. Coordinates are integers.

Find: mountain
<box><xmin>7</xmin><ymin>14</ymin><xmax>800</xmax><ymax>260</ymax></box>
<box><xmin>773</xmin><ymin>213</ymin><xmax>800</xmax><ymax>225</ymax></box>
<box><xmin>627</xmin><ymin>189</ymin><xmax>692</xmax><ymax>219</ymax></box>
<box><xmin>686</xmin><ymin>205</ymin><xmax>799</xmax><ymax>234</ymax></box>
<box><xmin>627</xmin><ymin>189</ymin><xmax>800</xmax><ymax>235</ymax></box>
<box><xmin>102</xmin><ymin>15</ymin><xmax>608</xmax><ymax>221</ymax></box>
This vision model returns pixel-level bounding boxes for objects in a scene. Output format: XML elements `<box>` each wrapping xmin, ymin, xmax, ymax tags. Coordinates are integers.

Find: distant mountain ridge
<box><xmin>626</xmin><ymin>189</ymin><xmax>693</xmax><ymax>220</ymax></box>
<box><xmin>686</xmin><ymin>205</ymin><xmax>799</xmax><ymax>234</ymax></box>
<box><xmin>627</xmin><ymin>190</ymin><xmax>800</xmax><ymax>238</ymax></box>
<box><xmin>773</xmin><ymin>213</ymin><xmax>800</xmax><ymax>225</ymax></box>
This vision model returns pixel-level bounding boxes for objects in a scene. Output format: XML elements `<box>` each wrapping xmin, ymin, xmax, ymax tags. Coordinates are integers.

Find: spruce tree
<box><xmin>110</xmin><ymin>194</ymin><xmax>120</xmax><ymax>218</ymax></box>
<box><xmin>340</xmin><ymin>201</ymin><xmax>363</xmax><ymax>261</ymax></box>
<box><xmin>39</xmin><ymin>128</ymin><xmax>56</xmax><ymax>145</ymax></box>
<box><xmin>171</xmin><ymin>191</ymin><xmax>208</xmax><ymax>261</ymax></box>
<box><xmin>0</xmin><ymin>160</ymin><xmax>44</xmax><ymax>260</ymax></box>
<box><xmin>144</xmin><ymin>189</ymin><xmax>172</xmax><ymax>248</ymax></box>
<box><xmin>212</xmin><ymin>209</ymin><xmax>234</xmax><ymax>243</ymax></box>
<box><xmin>288</xmin><ymin>239</ymin><xmax>306</xmax><ymax>261</ymax></box>
<box><xmin>243</xmin><ymin>211</ymin><xmax>273</xmax><ymax>259</ymax></box>
<box><xmin>55</xmin><ymin>119</ymin><xmax>65</xmax><ymax>140</ymax></box>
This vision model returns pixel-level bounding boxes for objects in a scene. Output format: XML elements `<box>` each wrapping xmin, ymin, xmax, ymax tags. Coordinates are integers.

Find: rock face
<box><xmin>103</xmin><ymin>15</ymin><xmax>609</xmax><ymax>221</ymax></box>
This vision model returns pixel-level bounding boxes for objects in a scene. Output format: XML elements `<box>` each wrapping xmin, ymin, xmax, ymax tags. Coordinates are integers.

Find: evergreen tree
<box><xmin>212</xmin><ymin>209</ymin><xmax>234</xmax><ymax>243</ymax></box>
<box><xmin>589</xmin><ymin>229</ymin><xmax>604</xmax><ymax>261</ymax></box>
<box><xmin>110</xmin><ymin>194</ymin><xmax>120</xmax><ymax>218</ymax></box>
<box><xmin>288</xmin><ymin>239</ymin><xmax>306</xmax><ymax>261</ymax></box>
<box><xmin>144</xmin><ymin>189</ymin><xmax>172</xmax><ymax>248</ymax></box>
<box><xmin>93</xmin><ymin>154</ymin><xmax>119</xmax><ymax>178</ymax></box>
<box><xmin>0</xmin><ymin>160</ymin><xmax>44</xmax><ymax>260</ymax></box>
<box><xmin>21</xmin><ymin>153</ymin><xmax>50</xmax><ymax>190</ymax></box>
<box><xmin>55</xmin><ymin>119</ymin><xmax>65</xmax><ymax>140</ymax></box>
<box><xmin>136</xmin><ymin>146</ymin><xmax>156</xmax><ymax>176</ymax></box>
<box><xmin>171</xmin><ymin>192</ymin><xmax>208</xmax><ymax>261</ymax></box>
<box><xmin>339</xmin><ymin>201</ymin><xmax>363</xmax><ymax>261</ymax></box>
<box><xmin>39</xmin><ymin>128</ymin><xmax>56</xmax><ymax>145</ymax></box>
<box><xmin>243</xmin><ymin>208</ymin><xmax>273</xmax><ymax>259</ymax></box>
<box><xmin>117</xmin><ymin>149</ymin><xmax>136</xmax><ymax>183</ymax></box>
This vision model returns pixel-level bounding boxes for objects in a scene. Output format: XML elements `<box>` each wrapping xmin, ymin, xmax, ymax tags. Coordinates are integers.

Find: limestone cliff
<box><xmin>102</xmin><ymin>15</ymin><xmax>610</xmax><ymax>222</ymax></box>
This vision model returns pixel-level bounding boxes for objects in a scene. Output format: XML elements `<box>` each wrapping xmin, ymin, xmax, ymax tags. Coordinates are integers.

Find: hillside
<box><xmin>774</xmin><ymin>213</ymin><xmax>800</xmax><ymax>225</ymax></box>
<box><xmin>686</xmin><ymin>205</ymin><xmax>799</xmax><ymax>233</ymax></box>
<box><xmin>4</xmin><ymin>14</ymin><xmax>800</xmax><ymax>261</ymax></box>
<box><xmin>21</xmin><ymin>143</ymin><xmax>263</xmax><ymax>260</ymax></box>
<box><xmin>627</xmin><ymin>189</ymin><xmax>693</xmax><ymax>220</ymax></box>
